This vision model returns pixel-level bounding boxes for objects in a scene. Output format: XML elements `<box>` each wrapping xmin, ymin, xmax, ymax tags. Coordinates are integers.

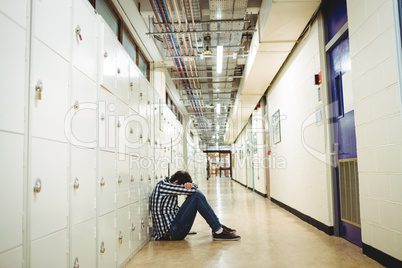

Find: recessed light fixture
<box><xmin>217</xmin><ymin>45</ymin><xmax>223</xmax><ymax>74</ymax></box>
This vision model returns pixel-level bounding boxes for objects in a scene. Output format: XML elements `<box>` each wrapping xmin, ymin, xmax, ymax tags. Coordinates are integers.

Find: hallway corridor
<box><xmin>125</xmin><ymin>177</ymin><xmax>382</xmax><ymax>268</ymax></box>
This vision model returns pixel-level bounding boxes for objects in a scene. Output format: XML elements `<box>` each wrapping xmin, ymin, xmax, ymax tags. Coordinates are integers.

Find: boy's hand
<box><xmin>183</xmin><ymin>182</ymin><xmax>193</xmax><ymax>189</ymax></box>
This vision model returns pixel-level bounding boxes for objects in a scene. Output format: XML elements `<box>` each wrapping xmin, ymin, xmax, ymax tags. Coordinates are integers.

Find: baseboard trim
<box><xmin>270</xmin><ymin>197</ymin><xmax>334</xmax><ymax>236</ymax></box>
<box><xmin>231</xmin><ymin>179</ymin><xmax>267</xmax><ymax>198</ymax></box>
<box><xmin>363</xmin><ymin>243</ymin><xmax>402</xmax><ymax>267</ymax></box>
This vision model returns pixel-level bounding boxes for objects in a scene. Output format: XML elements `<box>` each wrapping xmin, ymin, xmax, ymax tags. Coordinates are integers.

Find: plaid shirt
<box><xmin>150</xmin><ymin>177</ymin><xmax>198</xmax><ymax>240</ymax></box>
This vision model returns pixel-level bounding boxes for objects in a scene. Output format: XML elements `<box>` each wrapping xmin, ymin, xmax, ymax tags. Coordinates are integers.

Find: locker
<box><xmin>0</xmin><ymin>14</ymin><xmax>26</xmax><ymax>134</ymax></box>
<box><xmin>117</xmin><ymin>206</ymin><xmax>130</xmax><ymax>266</ymax></box>
<box><xmin>127</xmin><ymin>108</ymin><xmax>140</xmax><ymax>156</ymax></box>
<box><xmin>139</xmin><ymin>167</ymin><xmax>150</xmax><ymax>201</ymax></box>
<box><xmin>116</xmin><ymin>48</ymin><xmax>130</xmax><ymax>104</ymax></box>
<box><xmin>116</xmin><ymin>99</ymin><xmax>129</xmax><ymax>155</ymax></box>
<box><xmin>132</xmin><ymin>115</ymin><xmax>148</xmax><ymax>158</ymax></box>
<box><xmin>0</xmin><ymin>0</ymin><xmax>27</xmax><ymax>28</ymax></box>
<box><xmin>99</xmin><ymin>87</ymin><xmax>116</xmax><ymax>152</ymax></box>
<box><xmin>33</xmin><ymin>0</ymin><xmax>71</xmax><ymax>61</ymax></box>
<box><xmin>69</xmin><ymin>68</ymin><xmax>97</xmax><ymax>148</ymax></box>
<box><xmin>116</xmin><ymin>153</ymin><xmax>130</xmax><ymax>208</ymax></box>
<box><xmin>99</xmin><ymin>18</ymin><xmax>118</xmax><ymax>93</ymax></box>
<box><xmin>30</xmin><ymin>138</ymin><xmax>68</xmax><ymax>240</ymax></box>
<box><xmin>129</xmin><ymin>63</ymin><xmax>140</xmax><ymax>113</ymax></box>
<box><xmin>31</xmin><ymin>39</ymin><xmax>69</xmax><ymax>143</ymax></box>
<box><xmin>139</xmin><ymin>198</ymin><xmax>150</xmax><ymax>245</ymax></box>
<box><xmin>0</xmin><ymin>246</ymin><xmax>22</xmax><ymax>268</ymax></box>
<box><xmin>70</xmin><ymin>147</ymin><xmax>96</xmax><ymax>225</ymax></box>
<box><xmin>31</xmin><ymin>229</ymin><xmax>67</xmax><ymax>268</ymax></box>
<box><xmin>138</xmin><ymin>78</ymin><xmax>148</xmax><ymax>119</ymax></box>
<box><xmin>98</xmin><ymin>212</ymin><xmax>116</xmax><ymax>268</ymax></box>
<box><xmin>129</xmin><ymin>154</ymin><xmax>141</xmax><ymax>204</ymax></box>
<box><xmin>98</xmin><ymin>150</ymin><xmax>116</xmax><ymax>216</ymax></box>
<box><xmin>129</xmin><ymin>202</ymin><xmax>141</xmax><ymax>254</ymax></box>
<box><xmin>71</xmin><ymin>219</ymin><xmax>96</xmax><ymax>268</ymax></box>
<box><xmin>0</xmin><ymin>132</ymin><xmax>23</xmax><ymax>253</ymax></box>
<box><xmin>72</xmin><ymin>0</ymin><xmax>98</xmax><ymax>81</ymax></box>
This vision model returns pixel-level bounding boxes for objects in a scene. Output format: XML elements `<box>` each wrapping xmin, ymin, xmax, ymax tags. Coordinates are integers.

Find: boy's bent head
<box><xmin>169</xmin><ymin>171</ymin><xmax>193</xmax><ymax>185</ymax></box>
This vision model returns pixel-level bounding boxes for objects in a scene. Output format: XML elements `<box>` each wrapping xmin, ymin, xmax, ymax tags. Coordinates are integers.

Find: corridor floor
<box><xmin>124</xmin><ymin>177</ymin><xmax>382</xmax><ymax>268</ymax></box>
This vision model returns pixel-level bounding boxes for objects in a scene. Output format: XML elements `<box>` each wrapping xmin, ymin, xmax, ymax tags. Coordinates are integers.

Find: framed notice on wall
<box><xmin>272</xmin><ymin>109</ymin><xmax>281</xmax><ymax>144</ymax></box>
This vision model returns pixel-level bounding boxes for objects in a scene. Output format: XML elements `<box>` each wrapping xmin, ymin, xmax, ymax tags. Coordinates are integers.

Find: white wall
<box><xmin>347</xmin><ymin>0</ymin><xmax>402</xmax><ymax>261</ymax></box>
<box><xmin>266</xmin><ymin>20</ymin><xmax>333</xmax><ymax>226</ymax></box>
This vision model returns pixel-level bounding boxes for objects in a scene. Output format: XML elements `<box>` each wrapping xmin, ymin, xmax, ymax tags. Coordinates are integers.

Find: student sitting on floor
<box><xmin>150</xmin><ymin>170</ymin><xmax>240</xmax><ymax>241</ymax></box>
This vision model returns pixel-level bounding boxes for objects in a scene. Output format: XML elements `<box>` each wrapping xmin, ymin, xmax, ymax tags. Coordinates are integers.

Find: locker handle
<box><xmin>117</xmin><ymin>121</ymin><xmax>121</xmax><ymax>128</ymax></box>
<box><xmin>35</xmin><ymin>80</ymin><xmax>43</xmax><ymax>100</ymax></box>
<box><xmin>140</xmin><ymin>176</ymin><xmax>144</xmax><ymax>182</ymax></box>
<box><xmin>141</xmin><ymin>218</ymin><xmax>144</xmax><ymax>227</ymax></box>
<box><xmin>75</xmin><ymin>25</ymin><xmax>82</xmax><ymax>41</ymax></box>
<box><xmin>130</xmin><ymin>128</ymin><xmax>133</xmax><ymax>134</ymax></box>
<box><xmin>118</xmin><ymin>231</ymin><xmax>123</xmax><ymax>244</ymax></box>
<box><xmin>329</xmin><ymin>142</ymin><xmax>339</xmax><ymax>168</ymax></box>
<box><xmin>148</xmin><ymin>176</ymin><xmax>151</xmax><ymax>181</ymax></box>
<box><xmin>73</xmin><ymin>177</ymin><xmax>79</xmax><ymax>189</ymax></box>
<box><xmin>131</xmin><ymin>176</ymin><xmax>135</xmax><ymax>182</ymax></box>
<box><xmin>100</xmin><ymin>241</ymin><xmax>105</xmax><ymax>253</ymax></box>
<box><xmin>117</xmin><ymin>176</ymin><xmax>122</xmax><ymax>184</ymax></box>
<box><xmin>130</xmin><ymin>82</ymin><xmax>133</xmax><ymax>91</ymax></box>
<box><xmin>140</xmin><ymin>92</ymin><xmax>143</xmax><ymax>100</ymax></box>
<box><xmin>104</xmin><ymin>50</ymin><xmax>108</xmax><ymax>58</ymax></box>
<box><xmin>73</xmin><ymin>257</ymin><xmax>79</xmax><ymax>268</ymax></box>
<box><xmin>147</xmin><ymin>100</ymin><xmax>150</xmax><ymax>105</ymax></box>
<box><xmin>100</xmin><ymin>113</ymin><xmax>105</xmax><ymax>121</ymax></box>
<box><xmin>100</xmin><ymin>177</ymin><xmax>105</xmax><ymax>187</ymax></box>
<box><xmin>117</xmin><ymin>68</ymin><xmax>121</xmax><ymax>74</ymax></box>
<box><xmin>131</xmin><ymin>223</ymin><xmax>136</xmax><ymax>231</ymax></box>
<box><xmin>33</xmin><ymin>178</ymin><xmax>42</xmax><ymax>193</ymax></box>
<box><xmin>74</xmin><ymin>100</ymin><xmax>79</xmax><ymax>110</ymax></box>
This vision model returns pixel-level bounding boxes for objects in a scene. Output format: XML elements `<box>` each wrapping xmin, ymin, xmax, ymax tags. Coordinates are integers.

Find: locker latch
<box><xmin>131</xmin><ymin>223</ymin><xmax>136</xmax><ymax>231</ymax></box>
<box><xmin>100</xmin><ymin>241</ymin><xmax>105</xmax><ymax>253</ymax></box>
<box><xmin>33</xmin><ymin>178</ymin><xmax>42</xmax><ymax>193</ymax></box>
<box><xmin>75</xmin><ymin>25</ymin><xmax>82</xmax><ymax>41</ymax></box>
<box><xmin>139</xmin><ymin>92</ymin><xmax>143</xmax><ymax>100</ymax></box>
<box><xmin>130</xmin><ymin>82</ymin><xmax>133</xmax><ymax>91</ymax></box>
<box><xmin>73</xmin><ymin>257</ymin><xmax>79</xmax><ymax>268</ymax></box>
<box><xmin>100</xmin><ymin>177</ymin><xmax>105</xmax><ymax>187</ymax></box>
<box><xmin>117</xmin><ymin>176</ymin><xmax>122</xmax><ymax>184</ymax></box>
<box><xmin>73</xmin><ymin>177</ymin><xmax>79</xmax><ymax>189</ymax></box>
<box><xmin>35</xmin><ymin>80</ymin><xmax>43</xmax><ymax>100</ymax></box>
<box><xmin>104</xmin><ymin>50</ymin><xmax>108</xmax><ymax>58</ymax></box>
<box><xmin>118</xmin><ymin>231</ymin><xmax>123</xmax><ymax>244</ymax></box>
<box><xmin>131</xmin><ymin>175</ymin><xmax>134</xmax><ymax>182</ymax></box>
<box><xmin>74</xmin><ymin>100</ymin><xmax>79</xmax><ymax>110</ymax></box>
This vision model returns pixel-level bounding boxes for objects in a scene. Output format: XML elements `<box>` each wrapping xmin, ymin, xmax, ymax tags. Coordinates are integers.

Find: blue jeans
<box><xmin>169</xmin><ymin>190</ymin><xmax>221</xmax><ymax>240</ymax></box>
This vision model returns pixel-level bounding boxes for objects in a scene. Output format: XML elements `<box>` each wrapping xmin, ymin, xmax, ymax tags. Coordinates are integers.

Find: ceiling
<box><xmin>140</xmin><ymin>0</ymin><xmax>321</xmax><ymax>147</ymax></box>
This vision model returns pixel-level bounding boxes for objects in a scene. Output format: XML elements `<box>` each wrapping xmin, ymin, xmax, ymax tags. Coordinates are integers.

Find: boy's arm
<box><xmin>159</xmin><ymin>182</ymin><xmax>197</xmax><ymax>195</ymax></box>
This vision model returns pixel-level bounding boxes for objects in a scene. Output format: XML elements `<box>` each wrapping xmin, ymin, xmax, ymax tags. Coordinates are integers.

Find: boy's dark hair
<box><xmin>169</xmin><ymin>171</ymin><xmax>193</xmax><ymax>185</ymax></box>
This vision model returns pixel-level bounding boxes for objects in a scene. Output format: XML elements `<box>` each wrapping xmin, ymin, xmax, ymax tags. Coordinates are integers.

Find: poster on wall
<box><xmin>272</xmin><ymin>109</ymin><xmax>281</xmax><ymax>144</ymax></box>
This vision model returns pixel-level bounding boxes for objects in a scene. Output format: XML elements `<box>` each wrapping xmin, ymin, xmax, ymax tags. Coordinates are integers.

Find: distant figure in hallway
<box><xmin>150</xmin><ymin>171</ymin><xmax>240</xmax><ymax>241</ymax></box>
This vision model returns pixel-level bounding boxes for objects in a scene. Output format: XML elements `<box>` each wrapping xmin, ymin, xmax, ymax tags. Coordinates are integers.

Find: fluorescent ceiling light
<box><xmin>217</xmin><ymin>125</ymin><xmax>220</xmax><ymax>130</ymax></box>
<box><xmin>233</xmin><ymin>52</ymin><xmax>237</xmax><ymax>59</ymax></box>
<box><xmin>216</xmin><ymin>103</ymin><xmax>221</xmax><ymax>114</ymax></box>
<box><xmin>217</xmin><ymin>45</ymin><xmax>223</xmax><ymax>74</ymax></box>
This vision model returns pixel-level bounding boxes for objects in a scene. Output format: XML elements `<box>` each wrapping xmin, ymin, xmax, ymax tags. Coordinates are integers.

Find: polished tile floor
<box><xmin>124</xmin><ymin>176</ymin><xmax>382</xmax><ymax>268</ymax></box>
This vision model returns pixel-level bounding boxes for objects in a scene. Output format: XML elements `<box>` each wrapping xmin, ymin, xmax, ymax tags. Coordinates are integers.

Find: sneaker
<box><xmin>213</xmin><ymin>229</ymin><xmax>241</xmax><ymax>241</ymax></box>
<box><xmin>222</xmin><ymin>225</ymin><xmax>236</xmax><ymax>234</ymax></box>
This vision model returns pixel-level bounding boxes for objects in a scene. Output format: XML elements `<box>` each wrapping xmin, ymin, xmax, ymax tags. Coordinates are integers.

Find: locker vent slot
<box><xmin>339</xmin><ymin>159</ymin><xmax>361</xmax><ymax>227</ymax></box>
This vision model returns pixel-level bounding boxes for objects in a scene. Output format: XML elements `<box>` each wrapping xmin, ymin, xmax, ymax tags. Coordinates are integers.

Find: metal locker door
<box><xmin>98</xmin><ymin>212</ymin><xmax>116</xmax><ymax>268</ymax></box>
<box><xmin>70</xmin><ymin>147</ymin><xmax>96</xmax><ymax>225</ymax></box>
<box><xmin>31</xmin><ymin>229</ymin><xmax>67</xmax><ymax>268</ymax></box>
<box><xmin>116</xmin><ymin>153</ymin><xmax>129</xmax><ymax>209</ymax></box>
<box><xmin>72</xmin><ymin>0</ymin><xmax>97</xmax><ymax>81</ymax></box>
<box><xmin>116</xmin><ymin>99</ymin><xmax>129</xmax><ymax>155</ymax></box>
<box><xmin>127</xmin><ymin>109</ymin><xmax>139</xmax><ymax>156</ymax></box>
<box><xmin>98</xmin><ymin>150</ymin><xmax>116</xmax><ymax>216</ymax></box>
<box><xmin>129</xmin><ymin>154</ymin><xmax>141</xmax><ymax>204</ymax></box>
<box><xmin>129</xmin><ymin>202</ymin><xmax>141</xmax><ymax>254</ymax></box>
<box><xmin>138</xmin><ymin>78</ymin><xmax>148</xmax><ymax>119</ymax></box>
<box><xmin>71</xmin><ymin>219</ymin><xmax>96</xmax><ymax>268</ymax></box>
<box><xmin>31</xmin><ymin>138</ymin><xmax>68</xmax><ymax>240</ymax></box>
<box><xmin>0</xmin><ymin>13</ymin><xmax>26</xmax><ymax>134</ymax></box>
<box><xmin>69</xmin><ymin>68</ymin><xmax>97</xmax><ymax>149</ymax></box>
<box><xmin>116</xmin><ymin>49</ymin><xmax>130</xmax><ymax>104</ymax></box>
<box><xmin>99</xmin><ymin>18</ymin><xmax>118</xmax><ymax>93</ymax></box>
<box><xmin>0</xmin><ymin>246</ymin><xmax>22</xmax><ymax>267</ymax></box>
<box><xmin>99</xmin><ymin>87</ymin><xmax>117</xmax><ymax>153</ymax></box>
<box><xmin>139</xmin><ymin>198</ymin><xmax>150</xmax><ymax>245</ymax></box>
<box><xmin>0</xmin><ymin>132</ymin><xmax>23</xmax><ymax>254</ymax></box>
<box><xmin>30</xmin><ymin>39</ymin><xmax>69</xmax><ymax>143</ymax></box>
<box><xmin>139</xmin><ymin>167</ymin><xmax>149</xmax><ymax>201</ymax></box>
<box><xmin>117</xmin><ymin>206</ymin><xmax>130</xmax><ymax>266</ymax></box>
<box><xmin>0</xmin><ymin>0</ymin><xmax>27</xmax><ymax>28</ymax></box>
<box><xmin>33</xmin><ymin>0</ymin><xmax>70</xmax><ymax>61</ymax></box>
<box><xmin>129</xmin><ymin>63</ymin><xmax>140</xmax><ymax>113</ymax></box>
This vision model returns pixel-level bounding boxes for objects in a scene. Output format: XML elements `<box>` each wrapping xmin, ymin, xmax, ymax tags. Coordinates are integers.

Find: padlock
<box><xmin>35</xmin><ymin>80</ymin><xmax>43</xmax><ymax>100</ymax></box>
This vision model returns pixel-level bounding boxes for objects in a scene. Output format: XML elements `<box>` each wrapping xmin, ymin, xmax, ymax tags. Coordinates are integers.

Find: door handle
<box><xmin>329</xmin><ymin>142</ymin><xmax>339</xmax><ymax>167</ymax></box>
